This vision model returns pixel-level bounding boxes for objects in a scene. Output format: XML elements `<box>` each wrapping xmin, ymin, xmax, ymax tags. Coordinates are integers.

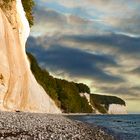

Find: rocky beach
<box><xmin>0</xmin><ymin>111</ymin><xmax>115</xmax><ymax>140</ymax></box>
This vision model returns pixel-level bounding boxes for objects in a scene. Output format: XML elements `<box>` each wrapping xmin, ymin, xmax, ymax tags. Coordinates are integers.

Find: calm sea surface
<box><xmin>67</xmin><ymin>114</ymin><xmax>140</xmax><ymax>140</ymax></box>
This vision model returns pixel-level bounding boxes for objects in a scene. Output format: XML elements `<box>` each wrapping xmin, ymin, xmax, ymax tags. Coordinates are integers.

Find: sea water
<box><xmin>68</xmin><ymin>114</ymin><xmax>140</xmax><ymax>140</ymax></box>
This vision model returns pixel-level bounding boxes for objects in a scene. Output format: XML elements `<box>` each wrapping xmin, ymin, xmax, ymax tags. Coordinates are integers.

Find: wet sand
<box><xmin>0</xmin><ymin>111</ymin><xmax>116</xmax><ymax>140</ymax></box>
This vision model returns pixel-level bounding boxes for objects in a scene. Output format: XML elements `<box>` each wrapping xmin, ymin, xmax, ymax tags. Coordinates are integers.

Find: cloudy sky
<box><xmin>27</xmin><ymin>0</ymin><xmax>140</xmax><ymax>113</ymax></box>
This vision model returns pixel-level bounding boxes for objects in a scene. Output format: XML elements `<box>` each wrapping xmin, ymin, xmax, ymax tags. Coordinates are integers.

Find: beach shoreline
<box><xmin>0</xmin><ymin>111</ymin><xmax>116</xmax><ymax>140</ymax></box>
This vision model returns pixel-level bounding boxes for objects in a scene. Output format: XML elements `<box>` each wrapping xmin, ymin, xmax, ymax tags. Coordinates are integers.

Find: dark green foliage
<box><xmin>56</xmin><ymin>79</ymin><xmax>93</xmax><ymax>113</ymax></box>
<box><xmin>27</xmin><ymin>52</ymin><xmax>93</xmax><ymax>113</ymax></box>
<box><xmin>76</xmin><ymin>83</ymin><xmax>90</xmax><ymax>93</ymax></box>
<box><xmin>90</xmin><ymin>94</ymin><xmax>125</xmax><ymax>114</ymax></box>
<box><xmin>21</xmin><ymin>0</ymin><xmax>35</xmax><ymax>27</ymax></box>
<box><xmin>90</xmin><ymin>99</ymin><xmax>107</xmax><ymax>114</ymax></box>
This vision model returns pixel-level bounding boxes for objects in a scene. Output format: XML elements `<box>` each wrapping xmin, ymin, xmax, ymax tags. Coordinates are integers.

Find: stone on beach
<box><xmin>0</xmin><ymin>111</ymin><xmax>115</xmax><ymax>140</ymax></box>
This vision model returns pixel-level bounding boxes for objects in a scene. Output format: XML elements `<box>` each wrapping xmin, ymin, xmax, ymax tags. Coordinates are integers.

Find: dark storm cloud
<box><xmin>62</xmin><ymin>33</ymin><xmax>140</xmax><ymax>55</ymax></box>
<box><xmin>27</xmin><ymin>37</ymin><xmax>124</xmax><ymax>83</ymax></box>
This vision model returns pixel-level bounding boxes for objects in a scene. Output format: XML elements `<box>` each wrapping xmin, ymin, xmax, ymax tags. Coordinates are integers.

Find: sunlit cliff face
<box><xmin>0</xmin><ymin>0</ymin><xmax>61</xmax><ymax>113</ymax></box>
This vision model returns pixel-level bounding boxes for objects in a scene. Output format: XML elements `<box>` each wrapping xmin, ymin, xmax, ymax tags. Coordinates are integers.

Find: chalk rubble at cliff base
<box><xmin>0</xmin><ymin>111</ymin><xmax>115</xmax><ymax>140</ymax></box>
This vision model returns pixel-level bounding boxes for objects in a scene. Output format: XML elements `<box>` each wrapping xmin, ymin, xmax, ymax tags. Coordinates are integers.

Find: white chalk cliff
<box><xmin>95</xmin><ymin>104</ymin><xmax>127</xmax><ymax>114</ymax></box>
<box><xmin>108</xmin><ymin>104</ymin><xmax>127</xmax><ymax>114</ymax></box>
<box><xmin>81</xmin><ymin>93</ymin><xmax>127</xmax><ymax>114</ymax></box>
<box><xmin>0</xmin><ymin>0</ymin><xmax>61</xmax><ymax>113</ymax></box>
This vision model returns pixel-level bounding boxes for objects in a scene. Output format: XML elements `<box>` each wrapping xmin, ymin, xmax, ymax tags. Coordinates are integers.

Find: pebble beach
<box><xmin>0</xmin><ymin>111</ymin><xmax>115</xmax><ymax>140</ymax></box>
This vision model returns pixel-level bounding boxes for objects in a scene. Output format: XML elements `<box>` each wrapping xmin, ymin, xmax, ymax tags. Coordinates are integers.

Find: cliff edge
<box><xmin>0</xmin><ymin>0</ymin><xmax>61</xmax><ymax>113</ymax></box>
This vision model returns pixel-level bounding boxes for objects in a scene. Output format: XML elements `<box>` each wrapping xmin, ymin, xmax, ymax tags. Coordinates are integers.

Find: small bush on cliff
<box><xmin>76</xmin><ymin>83</ymin><xmax>90</xmax><ymax>93</ymax></box>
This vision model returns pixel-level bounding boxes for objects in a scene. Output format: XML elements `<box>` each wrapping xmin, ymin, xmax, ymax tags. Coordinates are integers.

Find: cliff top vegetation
<box><xmin>27</xmin><ymin>52</ymin><xmax>93</xmax><ymax>113</ymax></box>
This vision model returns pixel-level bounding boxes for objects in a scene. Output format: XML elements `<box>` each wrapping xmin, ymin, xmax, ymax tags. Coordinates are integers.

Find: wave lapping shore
<box><xmin>0</xmin><ymin>111</ymin><xmax>115</xmax><ymax>140</ymax></box>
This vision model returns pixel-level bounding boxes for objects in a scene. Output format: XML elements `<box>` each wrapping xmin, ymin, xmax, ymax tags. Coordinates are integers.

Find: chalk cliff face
<box><xmin>95</xmin><ymin>104</ymin><xmax>127</xmax><ymax>114</ymax></box>
<box><xmin>82</xmin><ymin>93</ymin><xmax>127</xmax><ymax>114</ymax></box>
<box><xmin>108</xmin><ymin>104</ymin><xmax>127</xmax><ymax>114</ymax></box>
<box><xmin>0</xmin><ymin>0</ymin><xmax>61</xmax><ymax>113</ymax></box>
